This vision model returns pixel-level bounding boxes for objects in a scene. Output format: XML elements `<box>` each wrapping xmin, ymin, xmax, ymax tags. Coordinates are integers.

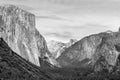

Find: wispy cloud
<box><xmin>0</xmin><ymin>0</ymin><xmax>120</xmax><ymax>42</ymax></box>
<box><xmin>45</xmin><ymin>32</ymin><xmax>73</xmax><ymax>38</ymax></box>
<box><xmin>17</xmin><ymin>5</ymin><xmax>35</xmax><ymax>10</ymax></box>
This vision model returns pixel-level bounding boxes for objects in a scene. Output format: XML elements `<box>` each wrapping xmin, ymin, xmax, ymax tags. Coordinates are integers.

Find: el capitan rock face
<box><xmin>57</xmin><ymin>31</ymin><xmax>120</xmax><ymax>71</ymax></box>
<box><xmin>0</xmin><ymin>5</ymin><xmax>49</xmax><ymax>66</ymax></box>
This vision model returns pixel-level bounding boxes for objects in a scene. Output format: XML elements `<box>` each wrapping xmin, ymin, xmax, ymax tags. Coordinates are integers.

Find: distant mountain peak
<box><xmin>47</xmin><ymin>39</ymin><xmax>77</xmax><ymax>59</ymax></box>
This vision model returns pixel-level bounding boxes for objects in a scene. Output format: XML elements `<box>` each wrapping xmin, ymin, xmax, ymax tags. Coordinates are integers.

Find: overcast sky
<box><xmin>0</xmin><ymin>0</ymin><xmax>120</xmax><ymax>42</ymax></box>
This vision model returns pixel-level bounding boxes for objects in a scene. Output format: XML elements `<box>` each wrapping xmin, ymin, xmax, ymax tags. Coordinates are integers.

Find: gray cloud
<box><xmin>45</xmin><ymin>31</ymin><xmax>73</xmax><ymax>39</ymax></box>
<box><xmin>17</xmin><ymin>5</ymin><xmax>35</xmax><ymax>10</ymax></box>
<box><xmin>0</xmin><ymin>0</ymin><xmax>119</xmax><ymax>42</ymax></box>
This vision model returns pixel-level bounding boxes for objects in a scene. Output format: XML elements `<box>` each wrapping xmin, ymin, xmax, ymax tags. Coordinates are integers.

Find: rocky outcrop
<box><xmin>0</xmin><ymin>38</ymin><xmax>55</xmax><ymax>80</ymax></box>
<box><xmin>57</xmin><ymin>30</ymin><xmax>120</xmax><ymax>71</ymax></box>
<box><xmin>0</xmin><ymin>5</ymin><xmax>49</xmax><ymax>66</ymax></box>
<box><xmin>47</xmin><ymin>39</ymin><xmax>77</xmax><ymax>59</ymax></box>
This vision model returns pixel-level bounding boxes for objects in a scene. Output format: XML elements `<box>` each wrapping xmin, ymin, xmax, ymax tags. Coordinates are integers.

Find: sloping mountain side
<box><xmin>47</xmin><ymin>39</ymin><xmax>77</xmax><ymax>59</ymax></box>
<box><xmin>1</xmin><ymin>36</ymin><xmax>120</xmax><ymax>80</ymax></box>
<box><xmin>0</xmin><ymin>38</ymin><xmax>56</xmax><ymax>80</ymax></box>
<box><xmin>0</xmin><ymin>25</ymin><xmax>120</xmax><ymax>80</ymax></box>
<box><xmin>57</xmin><ymin>30</ymin><xmax>120</xmax><ymax>72</ymax></box>
<box><xmin>0</xmin><ymin>5</ymin><xmax>50</xmax><ymax>66</ymax></box>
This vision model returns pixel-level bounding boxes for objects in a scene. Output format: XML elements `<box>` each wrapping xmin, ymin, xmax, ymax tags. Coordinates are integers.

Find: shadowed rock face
<box><xmin>57</xmin><ymin>31</ymin><xmax>120</xmax><ymax>71</ymax></box>
<box><xmin>0</xmin><ymin>5</ymin><xmax>49</xmax><ymax>66</ymax></box>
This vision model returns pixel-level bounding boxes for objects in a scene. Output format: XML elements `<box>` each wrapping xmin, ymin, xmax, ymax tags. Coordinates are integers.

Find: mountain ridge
<box><xmin>57</xmin><ymin>30</ymin><xmax>120</xmax><ymax>72</ymax></box>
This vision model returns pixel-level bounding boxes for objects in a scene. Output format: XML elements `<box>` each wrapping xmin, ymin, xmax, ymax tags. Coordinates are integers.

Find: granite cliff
<box><xmin>0</xmin><ymin>5</ymin><xmax>49</xmax><ymax>66</ymax></box>
<box><xmin>0</xmin><ymin>38</ymin><xmax>55</xmax><ymax>80</ymax></box>
<box><xmin>57</xmin><ymin>30</ymin><xmax>120</xmax><ymax>72</ymax></box>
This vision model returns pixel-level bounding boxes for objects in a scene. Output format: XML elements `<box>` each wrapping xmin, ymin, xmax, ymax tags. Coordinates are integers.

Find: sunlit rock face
<box><xmin>57</xmin><ymin>31</ymin><xmax>120</xmax><ymax>71</ymax></box>
<box><xmin>0</xmin><ymin>5</ymin><xmax>49</xmax><ymax>66</ymax></box>
<box><xmin>47</xmin><ymin>40</ymin><xmax>66</xmax><ymax>59</ymax></box>
<box><xmin>47</xmin><ymin>39</ymin><xmax>77</xmax><ymax>59</ymax></box>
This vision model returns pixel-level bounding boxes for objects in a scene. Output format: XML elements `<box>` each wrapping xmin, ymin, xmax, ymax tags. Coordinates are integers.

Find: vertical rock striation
<box><xmin>0</xmin><ymin>5</ymin><xmax>49</xmax><ymax>66</ymax></box>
